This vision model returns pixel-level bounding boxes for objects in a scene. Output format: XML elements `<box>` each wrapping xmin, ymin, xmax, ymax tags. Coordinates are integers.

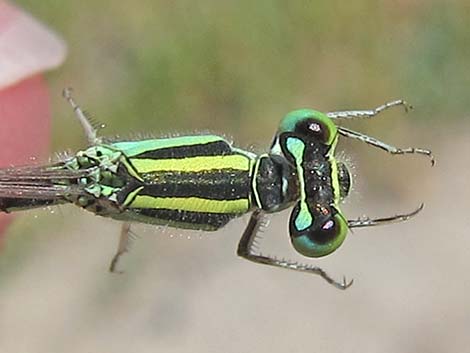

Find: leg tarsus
<box><xmin>348</xmin><ymin>203</ymin><xmax>424</xmax><ymax>228</ymax></box>
<box><xmin>338</xmin><ymin>126</ymin><xmax>435</xmax><ymax>166</ymax></box>
<box><xmin>237</xmin><ymin>210</ymin><xmax>353</xmax><ymax>290</ymax></box>
<box><xmin>327</xmin><ymin>99</ymin><xmax>412</xmax><ymax>120</ymax></box>
<box><xmin>109</xmin><ymin>222</ymin><xmax>132</xmax><ymax>274</ymax></box>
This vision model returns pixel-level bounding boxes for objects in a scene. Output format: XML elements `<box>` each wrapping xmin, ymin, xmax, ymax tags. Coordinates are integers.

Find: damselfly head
<box><xmin>276</xmin><ymin>110</ymin><xmax>350</xmax><ymax>258</ymax></box>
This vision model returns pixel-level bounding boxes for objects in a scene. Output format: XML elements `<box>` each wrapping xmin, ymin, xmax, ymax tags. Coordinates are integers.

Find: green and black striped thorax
<box><xmin>63</xmin><ymin>135</ymin><xmax>296</xmax><ymax>230</ymax></box>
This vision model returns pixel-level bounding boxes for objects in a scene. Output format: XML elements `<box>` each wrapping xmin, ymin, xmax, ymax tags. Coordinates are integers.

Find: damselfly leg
<box><xmin>325</xmin><ymin>100</ymin><xmax>434</xmax><ymax>165</ymax></box>
<box><xmin>237</xmin><ymin>210</ymin><xmax>353</xmax><ymax>290</ymax></box>
<box><xmin>62</xmin><ymin>88</ymin><xmax>104</xmax><ymax>145</ymax></box>
<box><xmin>109</xmin><ymin>222</ymin><xmax>132</xmax><ymax>273</ymax></box>
<box><xmin>347</xmin><ymin>203</ymin><xmax>424</xmax><ymax>228</ymax></box>
<box><xmin>337</xmin><ymin>126</ymin><xmax>435</xmax><ymax>166</ymax></box>
<box><xmin>326</xmin><ymin>99</ymin><xmax>411</xmax><ymax>120</ymax></box>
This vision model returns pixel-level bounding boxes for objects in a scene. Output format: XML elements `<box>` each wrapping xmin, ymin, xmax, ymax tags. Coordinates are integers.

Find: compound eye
<box><xmin>289</xmin><ymin>203</ymin><xmax>348</xmax><ymax>258</ymax></box>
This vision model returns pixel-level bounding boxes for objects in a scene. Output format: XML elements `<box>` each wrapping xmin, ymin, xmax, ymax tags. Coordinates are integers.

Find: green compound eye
<box><xmin>278</xmin><ymin>109</ymin><xmax>338</xmax><ymax>146</ymax></box>
<box><xmin>289</xmin><ymin>203</ymin><xmax>348</xmax><ymax>258</ymax></box>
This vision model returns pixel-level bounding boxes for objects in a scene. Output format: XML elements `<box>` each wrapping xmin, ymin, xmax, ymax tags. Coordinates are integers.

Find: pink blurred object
<box><xmin>0</xmin><ymin>1</ymin><xmax>66</xmax><ymax>240</ymax></box>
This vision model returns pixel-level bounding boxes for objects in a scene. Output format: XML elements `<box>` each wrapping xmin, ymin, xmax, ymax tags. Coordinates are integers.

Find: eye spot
<box><xmin>294</xmin><ymin>118</ymin><xmax>330</xmax><ymax>144</ymax></box>
<box><xmin>309</xmin><ymin>122</ymin><xmax>321</xmax><ymax>133</ymax></box>
<box><xmin>322</xmin><ymin>220</ymin><xmax>334</xmax><ymax>230</ymax></box>
<box><xmin>96</xmin><ymin>150</ymin><xmax>103</xmax><ymax>157</ymax></box>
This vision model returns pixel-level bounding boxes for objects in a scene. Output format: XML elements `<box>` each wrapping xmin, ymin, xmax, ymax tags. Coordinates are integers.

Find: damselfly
<box><xmin>0</xmin><ymin>89</ymin><xmax>434</xmax><ymax>289</ymax></box>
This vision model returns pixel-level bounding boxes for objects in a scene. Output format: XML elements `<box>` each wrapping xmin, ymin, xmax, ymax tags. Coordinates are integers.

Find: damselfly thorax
<box><xmin>0</xmin><ymin>89</ymin><xmax>434</xmax><ymax>289</ymax></box>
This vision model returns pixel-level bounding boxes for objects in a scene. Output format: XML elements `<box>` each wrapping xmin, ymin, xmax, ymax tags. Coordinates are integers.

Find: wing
<box><xmin>0</xmin><ymin>163</ymin><xmax>93</xmax><ymax>212</ymax></box>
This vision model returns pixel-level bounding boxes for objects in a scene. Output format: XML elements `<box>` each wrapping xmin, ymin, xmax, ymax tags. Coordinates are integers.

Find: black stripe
<box><xmin>302</xmin><ymin>142</ymin><xmax>334</xmax><ymax>203</ymax></box>
<box><xmin>254</xmin><ymin>156</ymin><xmax>284</xmax><ymax>210</ymax></box>
<box><xmin>138</xmin><ymin>170</ymin><xmax>251</xmax><ymax>200</ymax></box>
<box><xmin>133</xmin><ymin>140</ymin><xmax>233</xmax><ymax>159</ymax></box>
<box><xmin>116</xmin><ymin>178</ymin><xmax>141</xmax><ymax>205</ymax></box>
<box><xmin>133</xmin><ymin>208</ymin><xmax>234</xmax><ymax>229</ymax></box>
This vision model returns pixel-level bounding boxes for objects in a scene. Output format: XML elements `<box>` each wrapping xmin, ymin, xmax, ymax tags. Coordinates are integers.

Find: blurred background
<box><xmin>1</xmin><ymin>1</ymin><xmax>469</xmax><ymax>352</ymax></box>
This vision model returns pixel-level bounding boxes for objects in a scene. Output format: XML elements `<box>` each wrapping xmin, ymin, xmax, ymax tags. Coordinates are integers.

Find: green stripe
<box><xmin>129</xmin><ymin>195</ymin><xmax>250</xmax><ymax>214</ymax></box>
<box><xmin>112</xmin><ymin>136</ymin><xmax>225</xmax><ymax>158</ymax></box>
<box><xmin>251</xmin><ymin>156</ymin><xmax>263</xmax><ymax>208</ymax></box>
<box><xmin>327</xmin><ymin>132</ymin><xmax>340</xmax><ymax>204</ymax></box>
<box><xmin>285</xmin><ymin>137</ymin><xmax>313</xmax><ymax>231</ymax></box>
<box><xmin>329</xmin><ymin>158</ymin><xmax>340</xmax><ymax>204</ymax></box>
<box><xmin>122</xmin><ymin>186</ymin><xmax>144</xmax><ymax>206</ymax></box>
<box><xmin>130</xmin><ymin>154</ymin><xmax>251</xmax><ymax>173</ymax></box>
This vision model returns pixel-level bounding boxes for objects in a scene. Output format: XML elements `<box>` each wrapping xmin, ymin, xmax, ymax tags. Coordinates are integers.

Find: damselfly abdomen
<box><xmin>0</xmin><ymin>89</ymin><xmax>433</xmax><ymax>289</ymax></box>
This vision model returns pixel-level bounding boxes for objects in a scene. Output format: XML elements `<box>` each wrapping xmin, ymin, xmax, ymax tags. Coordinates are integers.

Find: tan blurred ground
<box><xmin>0</xmin><ymin>122</ymin><xmax>468</xmax><ymax>353</ymax></box>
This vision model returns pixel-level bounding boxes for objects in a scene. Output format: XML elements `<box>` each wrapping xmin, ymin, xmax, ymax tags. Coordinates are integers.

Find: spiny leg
<box><xmin>348</xmin><ymin>203</ymin><xmax>424</xmax><ymax>228</ymax></box>
<box><xmin>237</xmin><ymin>209</ymin><xmax>353</xmax><ymax>290</ymax></box>
<box><xmin>326</xmin><ymin>99</ymin><xmax>411</xmax><ymax>120</ymax></box>
<box><xmin>338</xmin><ymin>126</ymin><xmax>435</xmax><ymax>166</ymax></box>
<box><xmin>62</xmin><ymin>88</ymin><xmax>102</xmax><ymax>145</ymax></box>
<box><xmin>109</xmin><ymin>222</ymin><xmax>132</xmax><ymax>273</ymax></box>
